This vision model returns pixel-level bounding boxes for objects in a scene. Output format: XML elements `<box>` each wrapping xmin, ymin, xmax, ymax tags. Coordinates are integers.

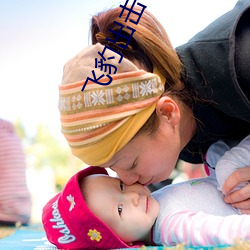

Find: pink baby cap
<box><xmin>42</xmin><ymin>166</ymin><xmax>141</xmax><ymax>249</ymax></box>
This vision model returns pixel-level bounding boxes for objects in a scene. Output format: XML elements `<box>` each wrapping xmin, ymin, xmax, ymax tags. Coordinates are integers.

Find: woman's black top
<box><xmin>176</xmin><ymin>0</ymin><xmax>250</xmax><ymax>163</ymax></box>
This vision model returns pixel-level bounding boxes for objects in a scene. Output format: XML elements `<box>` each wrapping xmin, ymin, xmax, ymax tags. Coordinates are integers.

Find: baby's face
<box><xmin>84</xmin><ymin>174</ymin><xmax>160</xmax><ymax>244</ymax></box>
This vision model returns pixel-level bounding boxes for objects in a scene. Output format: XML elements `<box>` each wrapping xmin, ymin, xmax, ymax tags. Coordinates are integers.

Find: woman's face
<box><xmin>100</xmin><ymin>118</ymin><xmax>182</xmax><ymax>186</ymax></box>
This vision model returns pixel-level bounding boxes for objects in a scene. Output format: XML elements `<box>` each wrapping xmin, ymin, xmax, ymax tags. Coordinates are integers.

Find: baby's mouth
<box><xmin>146</xmin><ymin>196</ymin><xmax>149</xmax><ymax>213</ymax></box>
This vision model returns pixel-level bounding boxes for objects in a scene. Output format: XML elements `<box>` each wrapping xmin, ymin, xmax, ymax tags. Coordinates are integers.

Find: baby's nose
<box><xmin>126</xmin><ymin>191</ymin><xmax>140</xmax><ymax>206</ymax></box>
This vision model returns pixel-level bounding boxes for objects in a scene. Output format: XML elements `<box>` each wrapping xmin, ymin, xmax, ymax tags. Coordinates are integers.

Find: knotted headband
<box><xmin>59</xmin><ymin>43</ymin><xmax>165</xmax><ymax>165</ymax></box>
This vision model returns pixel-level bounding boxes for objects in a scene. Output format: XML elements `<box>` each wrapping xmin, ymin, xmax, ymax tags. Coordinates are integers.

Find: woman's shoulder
<box><xmin>176</xmin><ymin>0</ymin><xmax>250</xmax><ymax>123</ymax></box>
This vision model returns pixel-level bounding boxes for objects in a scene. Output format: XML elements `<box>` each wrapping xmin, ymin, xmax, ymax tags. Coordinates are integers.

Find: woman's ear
<box><xmin>156</xmin><ymin>96</ymin><xmax>180</xmax><ymax>126</ymax></box>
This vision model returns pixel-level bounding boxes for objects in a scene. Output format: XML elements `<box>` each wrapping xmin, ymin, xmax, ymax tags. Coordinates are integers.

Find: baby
<box><xmin>42</xmin><ymin>135</ymin><xmax>250</xmax><ymax>249</ymax></box>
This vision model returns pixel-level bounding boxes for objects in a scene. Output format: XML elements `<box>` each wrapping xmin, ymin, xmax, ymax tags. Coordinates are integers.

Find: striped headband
<box><xmin>59</xmin><ymin>43</ymin><xmax>165</xmax><ymax>165</ymax></box>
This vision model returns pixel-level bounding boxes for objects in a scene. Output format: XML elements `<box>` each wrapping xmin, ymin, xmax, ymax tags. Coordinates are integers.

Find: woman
<box><xmin>59</xmin><ymin>0</ymin><xmax>250</xmax><ymax>211</ymax></box>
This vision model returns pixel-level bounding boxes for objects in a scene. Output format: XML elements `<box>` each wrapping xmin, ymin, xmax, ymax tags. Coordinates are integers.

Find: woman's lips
<box><xmin>143</xmin><ymin>177</ymin><xmax>154</xmax><ymax>186</ymax></box>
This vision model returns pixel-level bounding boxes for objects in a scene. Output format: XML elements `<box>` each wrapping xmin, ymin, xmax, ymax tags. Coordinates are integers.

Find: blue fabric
<box><xmin>0</xmin><ymin>225</ymin><xmax>231</xmax><ymax>249</ymax></box>
<box><xmin>0</xmin><ymin>226</ymin><xmax>56</xmax><ymax>250</ymax></box>
<box><xmin>120</xmin><ymin>246</ymin><xmax>231</xmax><ymax>250</ymax></box>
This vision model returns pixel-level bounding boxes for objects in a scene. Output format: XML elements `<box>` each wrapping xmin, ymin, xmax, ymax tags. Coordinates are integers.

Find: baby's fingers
<box><xmin>240</xmin><ymin>209</ymin><xmax>250</xmax><ymax>214</ymax></box>
<box><xmin>222</xmin><ymin>167</ymin><xmax>250</xmax><ymax>195</ymax></box>
<box><xmin>224</xmin><ymin>185</ymin><xmax>250</xmax><ymax>209</ymax></box>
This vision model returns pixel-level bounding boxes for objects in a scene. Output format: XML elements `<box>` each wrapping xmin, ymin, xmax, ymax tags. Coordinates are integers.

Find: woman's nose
<box><xmin>112</xmin><ymin>168</ymin><xmax>139</xmax><ymax>185</ymax></box>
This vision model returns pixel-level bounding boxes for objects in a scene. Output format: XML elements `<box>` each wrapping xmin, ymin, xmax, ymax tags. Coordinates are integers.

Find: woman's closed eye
<box><xmin>120</xmin><ymin>180</ymin><xmax>124</xmax><ymax>191</ymax></box>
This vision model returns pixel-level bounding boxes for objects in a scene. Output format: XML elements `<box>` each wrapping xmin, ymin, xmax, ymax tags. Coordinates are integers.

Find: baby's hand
<box><xmin>223</xmin><ymin>166</ymin><xmax>250</xmax><ymax>214</ymax></box>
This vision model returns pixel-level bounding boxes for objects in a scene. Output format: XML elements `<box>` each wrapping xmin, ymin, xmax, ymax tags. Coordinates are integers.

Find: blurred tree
<box><xmin>14</xmin><ymin>117</ymin><xmax>26</xmax><ymax>139</ymax></box>
<box><xmin>28</xmin><ymin>124</ymin><xmax>69</xmax><ymax>169</ymax></box>
<box><xmin>14</xmin><ymin>120</ymin><xmax>85</xmax><ymax>191</ymax></box>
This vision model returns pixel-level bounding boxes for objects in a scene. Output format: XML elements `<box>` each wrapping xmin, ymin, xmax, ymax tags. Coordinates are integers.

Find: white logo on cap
<box><xmin>67</xmin><ymin>194</ymin><xmax>76</xmax><ymax>211</ymax></box>
<box><xmin>50</xmin><ymin>200</ymin><xmax>76</xmax><ymax>244</ymax></box>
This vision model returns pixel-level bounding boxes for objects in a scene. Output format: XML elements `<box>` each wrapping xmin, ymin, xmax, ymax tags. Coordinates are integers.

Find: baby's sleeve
<box><xmin>205</xmin><ymin>139</ymin><xmax>232</xmax><ymax>178</ymax></box>
<box><xmin>159</xmin><ymin>210</ymin><xmax>250</xmax><ymax>247</ymax></box>
<box><xmin>215</xmin><ymin>135</ymin><xmax>250</xmax><ymax>192</ymax></box>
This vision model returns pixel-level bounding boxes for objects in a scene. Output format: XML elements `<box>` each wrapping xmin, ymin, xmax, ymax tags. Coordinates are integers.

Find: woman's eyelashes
<box><xmin>120</xmin><ymin>180</ymin><xmax>124</xmax><ymax>191</ymax></box>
